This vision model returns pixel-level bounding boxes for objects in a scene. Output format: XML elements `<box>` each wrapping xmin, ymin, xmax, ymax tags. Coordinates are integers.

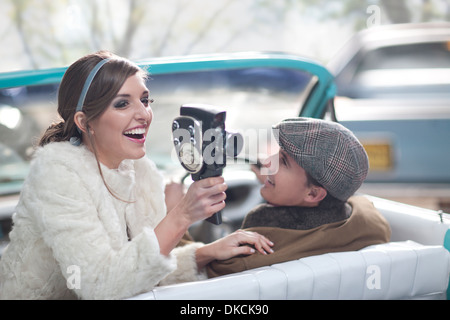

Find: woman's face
<box><xmin>87</xmin><ymin>74</ymin><xmax>153</xmax><ymax>169</ymax></box>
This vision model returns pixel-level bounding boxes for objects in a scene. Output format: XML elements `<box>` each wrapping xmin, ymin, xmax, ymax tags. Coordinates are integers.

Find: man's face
<box><xmin>260</xmin><ymin>149</ymin><xmax>321</xmax><ymax>207</ymax></box>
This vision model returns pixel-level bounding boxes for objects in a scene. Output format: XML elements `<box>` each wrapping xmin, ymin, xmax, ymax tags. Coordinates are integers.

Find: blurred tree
<box><xmin>1</xmin><ymin>0</ymin><xmax>449</xmax><ymax>72</ymax></box>
<box><xmin>379</xmin><ymin>0</ymin><xmax>411</xmax><ymax>23</ymax></box>
<box><xmin>9</xmin><ymin>0</ymin><xmax>38</xmax><ymax>69</ymax></box>
<box><xmin>115</xmin><ymin>0</ymin><xmax>147</xmax><ymax>56</ymax></box>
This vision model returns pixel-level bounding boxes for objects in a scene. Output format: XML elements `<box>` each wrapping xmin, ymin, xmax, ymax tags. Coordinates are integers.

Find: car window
<box><xmin>350</xmin><ymin>42</ymin><xmax>450</xmax><ymax>99</ymax></box>
<box><xmin>358</xmin><ymin>42</ymin><xmax>450</xmax><ymax>70</ymax></box>
<box><xmin>0</xmin><ymin>66</ymin><xmax>316</xmax><ymax>193</ymax></box>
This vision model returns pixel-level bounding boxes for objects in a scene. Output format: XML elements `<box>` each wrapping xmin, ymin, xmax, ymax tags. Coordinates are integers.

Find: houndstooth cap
<box><xmin>273</xmin><ymin>117</ymin><xmax>369</xmax><ymax>201</ymax></box>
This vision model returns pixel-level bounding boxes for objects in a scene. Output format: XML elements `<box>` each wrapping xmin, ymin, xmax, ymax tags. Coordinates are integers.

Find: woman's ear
<box><xmin>73</xmin><ymin>111</ymin><xmax>88</xmax><ymax>134</ymax></box>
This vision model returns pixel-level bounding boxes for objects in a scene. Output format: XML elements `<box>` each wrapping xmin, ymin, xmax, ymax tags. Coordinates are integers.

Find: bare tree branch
<box><xmin>116</xmin><ymin>0</ymin><xmax>146</xmax><ymax>57</ymax></box>
<box><xmin>183</xmin><ymin>0</ymin><xmax>237</xmax><ymax>55</ymax></box>
<box><xmin>10</xmin><ymin>0</ymin><xmax>38</xmax><ymax>69</ymax></box>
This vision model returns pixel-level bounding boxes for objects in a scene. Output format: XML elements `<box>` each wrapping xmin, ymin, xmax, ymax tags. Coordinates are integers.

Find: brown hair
<box><xmin>39</xmin><ymin>50</ymin><xmax>148</xmax><ymax>200</ymax></box>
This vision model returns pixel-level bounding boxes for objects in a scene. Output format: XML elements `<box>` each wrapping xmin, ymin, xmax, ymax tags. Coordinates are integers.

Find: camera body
<box><xmin>172</xmin><ymin>104</ymin><xmax>243</xmax><ymax>224</ymax></box>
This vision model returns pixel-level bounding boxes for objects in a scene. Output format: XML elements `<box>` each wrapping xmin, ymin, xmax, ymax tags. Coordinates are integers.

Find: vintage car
<box><xmin>328</xmin><ymin>23</ymin><xmax>450</xmax><ymax>211</ymax></box>
<box><xmin>0</xmin><ymin>51</ymin><xmax>449</xmax><ymax>300</ymax></box>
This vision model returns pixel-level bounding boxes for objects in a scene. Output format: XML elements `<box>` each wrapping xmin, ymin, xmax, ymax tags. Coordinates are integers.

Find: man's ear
<box><xmin>73</xmin><ymin>111</ymin><xmax>88</xmax><ymax>134</ymax></box>
<box><xmin>305</xmin><ymin>185</ymin><xmax>327</xmax><ymax>204</ymax></box>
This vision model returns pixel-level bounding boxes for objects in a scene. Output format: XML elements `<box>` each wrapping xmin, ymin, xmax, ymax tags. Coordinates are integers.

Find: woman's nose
<box><xmin>135</xmin><ymin>100</ymin><xmax>152</xmax><ymax>123</ymax></box>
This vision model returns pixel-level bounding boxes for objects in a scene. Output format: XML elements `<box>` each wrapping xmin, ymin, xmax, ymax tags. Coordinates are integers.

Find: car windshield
<box><xmin>350</xmin><ymin>41</ymin><xmax>450</xmax><ymax>99</ymax></box>
<box><xmin>0</xmin><ymin>66</ymin><xmax>317</xmax><ymax>194</ymax></box>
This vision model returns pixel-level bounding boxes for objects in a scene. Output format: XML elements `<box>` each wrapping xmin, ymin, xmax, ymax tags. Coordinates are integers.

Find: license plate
<box><xmin>362</xmin><ymin>142</ymin><xmax>393</xmax><ymax>171</ymax></box>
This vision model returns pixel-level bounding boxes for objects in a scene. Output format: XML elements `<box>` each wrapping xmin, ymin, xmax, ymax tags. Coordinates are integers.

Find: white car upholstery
<box><xmin>130</xmin><ymin>196</ymin><xmax>450</xmax><ymax>300</ymax></box>
<box><xmin>130</xmin><ymin>241</ymin><xmax>449</xmax><ymax>300</ymax></box>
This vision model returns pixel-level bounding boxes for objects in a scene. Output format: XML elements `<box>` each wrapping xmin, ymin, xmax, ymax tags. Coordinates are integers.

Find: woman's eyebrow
<box><xmin>115</xmin><ymin>90</ymin><xmax>149</xmax><ymax>98</ymax></box>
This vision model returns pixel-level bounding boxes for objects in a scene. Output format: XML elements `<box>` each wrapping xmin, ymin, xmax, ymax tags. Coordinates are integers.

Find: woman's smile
<box><xmin>123</xmin><ymin>125</ymin><xmax>148</xmax><ymax>144</ymax></box>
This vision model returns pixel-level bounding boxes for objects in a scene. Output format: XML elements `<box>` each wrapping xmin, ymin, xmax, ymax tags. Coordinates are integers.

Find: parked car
<box><xmin>0</xmin><ymin>52</ymin><xmax>449</xmax><ymax>300</ymax></box>
<box><xmin>327</xmin><ymin>23</ymin><xmax>450</xmax><ymax>211</ymax></box>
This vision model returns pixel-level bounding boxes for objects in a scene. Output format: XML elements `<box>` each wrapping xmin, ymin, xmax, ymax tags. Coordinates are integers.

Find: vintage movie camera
<box><xmin>171</xmin><ymin>104</ymin><xmax>243</xmax><ymax>224</ymax></box>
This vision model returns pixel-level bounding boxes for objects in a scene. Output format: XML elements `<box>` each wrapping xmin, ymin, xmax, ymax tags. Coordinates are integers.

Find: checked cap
<box><xmin>273</xmin><ymin>118</ymin><xmax>369</xmax><ymax>201</ymax></box>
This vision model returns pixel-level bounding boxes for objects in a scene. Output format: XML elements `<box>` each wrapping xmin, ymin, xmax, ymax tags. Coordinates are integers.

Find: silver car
<box><xmin>328</xmin><ymin>22</ymin><xmax>450</xmax><ymax>212</ymax></box>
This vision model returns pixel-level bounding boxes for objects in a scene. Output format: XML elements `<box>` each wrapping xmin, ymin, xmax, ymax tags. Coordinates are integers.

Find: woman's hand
<box><xmin>173</xmin><ymin>176</ymin><xmax>227</xmax><ymax>225</ymax></box>
<box><xmin>196</xmin><ymin>230</ymin><xmax>274</xmax><ymax>270</ymax></box>
<box><xmin>155</xmin><ymin>176</ymin><xmax>227</xmax><ymax>256</ymax></box>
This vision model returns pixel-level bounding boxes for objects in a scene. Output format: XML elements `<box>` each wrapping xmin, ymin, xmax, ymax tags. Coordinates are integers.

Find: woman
<box><xmin>0</xmin><ymin>51</ymin><xmax>273</xmax><ymax>300</ymax></box>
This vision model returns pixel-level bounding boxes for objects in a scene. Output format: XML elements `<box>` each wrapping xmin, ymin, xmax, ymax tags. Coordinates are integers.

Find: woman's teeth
<box><xmin>124</xmin><ymin>128</ymin><xmax>146</xmax><ymax>135</ymax></box>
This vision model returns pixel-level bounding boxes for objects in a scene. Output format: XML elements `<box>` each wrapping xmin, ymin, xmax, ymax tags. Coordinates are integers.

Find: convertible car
<box><xmin>0</xmin><ymin>51</ymin><xmax>449</xmax><ymax>300</ymax></box>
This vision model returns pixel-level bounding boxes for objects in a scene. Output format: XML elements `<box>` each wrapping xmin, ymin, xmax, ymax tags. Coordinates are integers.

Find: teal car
<box><xmin>0</xmin><ymin>52</ymin><xmax>336</xmax><ymax>244</ymax></box>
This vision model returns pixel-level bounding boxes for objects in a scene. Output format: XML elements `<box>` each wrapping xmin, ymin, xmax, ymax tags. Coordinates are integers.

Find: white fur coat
<box><xmin>0</xmin><ymin>142</ymin><xmax>206</xmax><ymax>300</ymax></box>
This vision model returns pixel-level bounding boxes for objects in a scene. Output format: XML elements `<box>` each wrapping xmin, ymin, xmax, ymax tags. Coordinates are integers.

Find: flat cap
<box><xmin>273</xmin><ymin>117</ymin><xmax>369</xmax><ymax>201</ymax></box>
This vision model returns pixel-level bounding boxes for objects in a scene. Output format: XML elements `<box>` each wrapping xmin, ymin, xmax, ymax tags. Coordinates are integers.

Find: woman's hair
<box><xmin>39</xmin><ymin>50</ymin><xmax>147</xmax><ymax>146</ymax></box>
<box><xmin>39</xmin><ymin>50</ymin><xmax>148</xmax><ymax>201</ymax></box>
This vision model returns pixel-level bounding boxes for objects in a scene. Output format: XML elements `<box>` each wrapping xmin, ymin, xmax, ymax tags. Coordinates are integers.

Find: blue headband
<box><xmin>70</xmin><ymin>58</ymin><xmax>111</xmax><ymax>146</ymax></box>
<box><xmin>75</xmin><ymin>58</ymin><xmax>111</xmax><ymax>112</ymax></box>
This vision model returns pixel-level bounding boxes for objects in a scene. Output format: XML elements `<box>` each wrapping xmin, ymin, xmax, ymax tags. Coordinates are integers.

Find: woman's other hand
<box><xmin>196</xmin><ymin>229</ymin><xmax>274</xmax><ymax>270</ymax></box>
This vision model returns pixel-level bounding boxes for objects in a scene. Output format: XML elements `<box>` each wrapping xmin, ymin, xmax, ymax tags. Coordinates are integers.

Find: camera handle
<box><xmin>191</xmin><ymin>169</ymin><xmax>223</xmax><ymax>225</ymax></box>
<box><xmin>179</xmin><ymin>172</ymin><xmax>222</xmax><ymax>225</ymax></box>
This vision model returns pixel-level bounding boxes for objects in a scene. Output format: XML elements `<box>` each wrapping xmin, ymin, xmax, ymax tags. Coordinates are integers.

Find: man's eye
<box><xmin>280</xmin><ymin>155</ymin><xmax>288</xmax><ymax>167</ymax></box>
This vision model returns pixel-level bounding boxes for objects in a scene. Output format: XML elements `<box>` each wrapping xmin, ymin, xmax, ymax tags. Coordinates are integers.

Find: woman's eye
<box><xmin>141</xmin><ymin>97</ymin><xmax>154</xmax><ymax>106</ymax></box>
<box><xmin>114</xmin><ymin>100</ymin><xmax>129</xmax><ymax>109</ymax></box>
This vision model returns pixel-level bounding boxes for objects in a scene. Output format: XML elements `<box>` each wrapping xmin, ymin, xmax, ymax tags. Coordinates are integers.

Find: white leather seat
<box><xmin>130</xmin><ymin>241</ymin><xmax>450</xmax><ymax>300</ymax></box>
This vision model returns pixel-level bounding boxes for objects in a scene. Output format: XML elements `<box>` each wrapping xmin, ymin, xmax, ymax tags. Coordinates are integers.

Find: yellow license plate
<box><xmin>362</xmin><ymin>142</ymin><xmax>393</xmax><ymax>171</ymax></box>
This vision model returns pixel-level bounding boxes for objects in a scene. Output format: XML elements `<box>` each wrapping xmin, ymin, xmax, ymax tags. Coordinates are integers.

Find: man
<box><xmin>206</xmin><ymin>117</ymin><xmax>391</xmax><ymax>278</ymax></box>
